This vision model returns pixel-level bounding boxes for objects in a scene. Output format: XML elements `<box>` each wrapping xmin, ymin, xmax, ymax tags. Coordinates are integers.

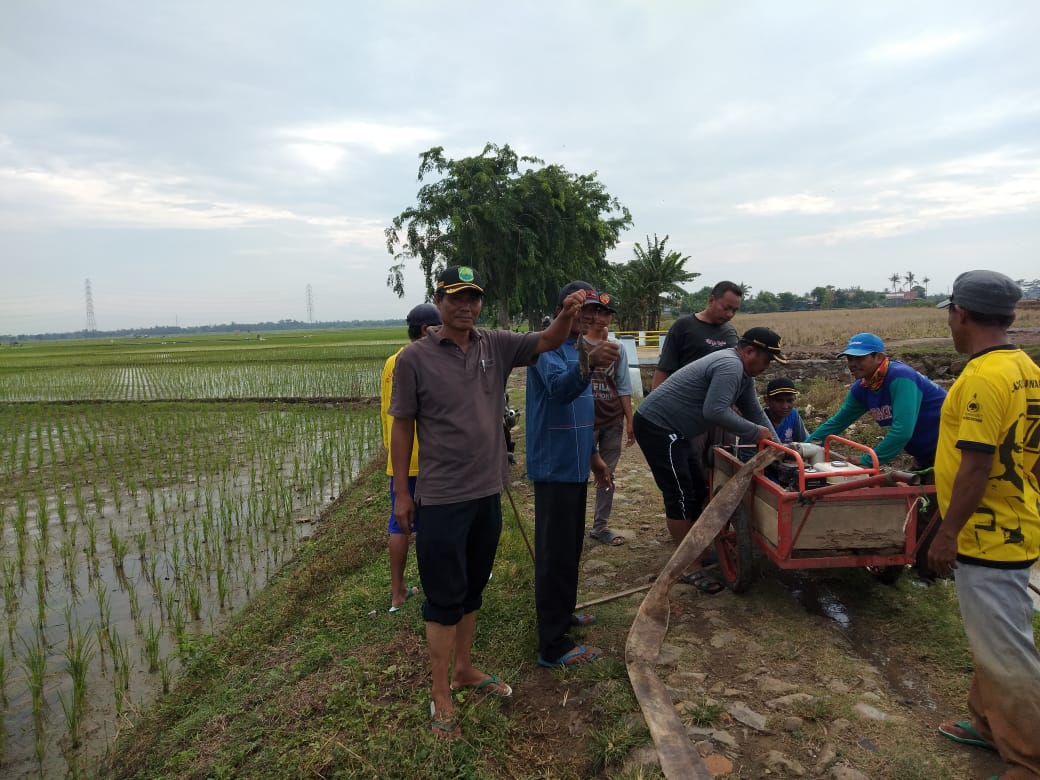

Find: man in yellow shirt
<box><xmin>928</xmin><ymin>270</ymin><xmax>1040</xmax><ymax>779</ymax></box>
<box><xmin>381</xmin><ymin>303</ymin><xmax>441</xmax><ymax>612</ymax></box>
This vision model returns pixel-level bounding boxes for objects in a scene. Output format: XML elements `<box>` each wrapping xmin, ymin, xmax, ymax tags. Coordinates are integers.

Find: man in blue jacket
<box><xmin>527</xmin><ymin>281</ymin><xmax>615</xmax><ymax>668</ymax></box>
<box><xmin>808</xmin><ymin>332</ymin><xmax>946</xmax><ymax>470</ymax></box>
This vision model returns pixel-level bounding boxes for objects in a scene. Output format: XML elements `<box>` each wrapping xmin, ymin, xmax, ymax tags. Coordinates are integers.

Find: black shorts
<box><xmin>633</xmin><ymin>413</ymin><xmax>707</xmax><ymax>522</ymax></box>
<box><xmin>415</xmin><ymin>495</ymin><xmax>502</xmax><ymax>625</ymax></box>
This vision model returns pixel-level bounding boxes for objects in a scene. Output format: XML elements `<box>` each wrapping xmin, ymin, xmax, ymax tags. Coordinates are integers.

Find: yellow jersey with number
<box><xmin>935</xmin><ymin>345</ymin><xmax>1040</xmax><ymax>565</ymax></box>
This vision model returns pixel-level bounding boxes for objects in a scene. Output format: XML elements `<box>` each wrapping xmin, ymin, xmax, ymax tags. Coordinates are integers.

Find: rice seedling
<box><xmin>86</xmin><ymin>515</ymin><xmax>98</xmax><ymax>558</ymax></box>
<box><xmin>55</xmin><ymin>489</ymin><xmax>68</xmax><ymax>529</ymax></box>
<box><xmin>95</xmin><ymin>586</ymin><xmax>111</xmax><ymax>631</ymax></box>
<box><xmin>144</xmin><ymin>617</ymin><xmax>161</xmax><ymax>673</ymax></box>
<box><xmin>2</xmin><ymin>560</ymin><xmax>18</xmax><ymax>615</ymax></box>
<box><xmin>35</xmin><ymin>564</ymin><xmax>47</xmax><ymax>628</ymax></box>
<box><xmin>59</xmin><ymin>623</ymin><xmax>97</xmax><ymax>748</ymax></box>
<box><xmin>111</xmin><ymin>632</ymin><xmax>130</xmax><ymax>715</ymax></box>
<box><xmin>215</xmin><ymin>561</ymin><xmax>228</xmax><ymax>609</ymax></box>
<box><xmin>159</xmin><ymin>656</ymin><xmax>172</xmax><ymax>694</ymax></box>
<box><xmin>36</xmin><ymin>489</ymin><xmax>50</xmax><ymax>543</ymax></box>
<box><xmin>20</xmin><ymin>631</ymin><xmax>48</xmax><ymax>724</ymax></box>
<box><xmin>73</xmin><ymin>483</ymin><xmax>87</xmax><ymax>521</ymax></box>
<box><xmin>183</xmin><ymin>575</ymin><xmax>201</xmax><ymax>621</ymax></box>
<box><xmin>127</xmin><ymin>582</ymin><xmax>141</xmax><ymax>624</ymax></box>
<box><xmin>109</xmin><ymin>526</ymin><xmax>128</xmax><ymax>572</ymax></box>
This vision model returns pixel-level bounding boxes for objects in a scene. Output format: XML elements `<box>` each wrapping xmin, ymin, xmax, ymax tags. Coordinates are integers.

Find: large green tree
<box><xmin>385</xmin><ymin>143</ymin><xmax>632</xmax><ymax>328</ymax></box>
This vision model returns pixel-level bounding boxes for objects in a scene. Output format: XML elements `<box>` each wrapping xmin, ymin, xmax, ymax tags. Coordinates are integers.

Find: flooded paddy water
<box><xmin>0</xmin><ymin>332</ymin><xmax>394</xmax><ymax>777</ymax></box>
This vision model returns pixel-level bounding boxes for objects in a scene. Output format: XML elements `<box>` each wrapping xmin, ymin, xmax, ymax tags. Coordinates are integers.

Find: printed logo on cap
<box><xmin>459</xmin><ymin>267</ymin><xmax>475</xmax><ymax>282</ymax></box>
<box><xmin>600</xmin><ymin>293</ymin><xmax>612</xmax><ymax>305</ymax></box>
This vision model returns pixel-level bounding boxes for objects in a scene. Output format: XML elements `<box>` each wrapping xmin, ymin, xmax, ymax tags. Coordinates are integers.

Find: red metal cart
<box><xmin>710</xmin><ymin>435</ymin><xmax>941</xmax><ymax>592</ymax></box>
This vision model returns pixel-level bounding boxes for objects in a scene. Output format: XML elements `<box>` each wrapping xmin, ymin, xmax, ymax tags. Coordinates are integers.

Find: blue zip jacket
<box><xmin>525</xmin><ymin>336</ymin><xmax>594</xmax><ymax>483</ymax></box>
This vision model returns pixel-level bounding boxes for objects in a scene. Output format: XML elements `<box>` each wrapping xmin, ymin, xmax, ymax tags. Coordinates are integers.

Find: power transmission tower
<box><xmin>84</xmin><ymin>278</ymin><xmax>97</xmax><ymax>333</ymax></box>
<box><xmin>306</xmin><ymin>283</ymin><xmax>314</xmax><ymax>323</ymax></box>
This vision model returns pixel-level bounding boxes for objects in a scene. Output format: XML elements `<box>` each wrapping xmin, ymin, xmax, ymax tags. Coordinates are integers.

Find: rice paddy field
<box><xmin>0</xmin><ymin>328</ymin><xmax>400</xmax><ymax>777</ymax></box>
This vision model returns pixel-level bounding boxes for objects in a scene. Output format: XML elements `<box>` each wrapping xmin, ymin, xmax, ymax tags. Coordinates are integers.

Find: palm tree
<box><xmin>888</xmin><ymin>273</ymin><xmax>902</xmax><ymax>292</ymax></box>
<box><xmin>904</xmin><ymin>271</ymin><xmax>916</xmax><ymax>291</ymax></box>
<box><xmin>620</xmin><ymin>234</ymin><xmax>700</xmax><ymax>331</ymax></box>
<box><xmin>922</xmin><ymin>276</ymin><xmax>930</xmax><ymax>295</ymax></box>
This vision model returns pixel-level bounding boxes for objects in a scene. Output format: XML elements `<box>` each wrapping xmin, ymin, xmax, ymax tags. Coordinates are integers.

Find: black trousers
<box><xmin>533</xmin><ymin>481</ymin><xmax>588</xmax><ymax>662</ymax></box>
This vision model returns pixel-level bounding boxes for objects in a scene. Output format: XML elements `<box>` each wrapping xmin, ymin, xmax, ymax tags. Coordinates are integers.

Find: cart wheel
<box><xmin>715</xmin><ymin>502</ymin><xmax>755</xmax><ymax>593</ymax></box>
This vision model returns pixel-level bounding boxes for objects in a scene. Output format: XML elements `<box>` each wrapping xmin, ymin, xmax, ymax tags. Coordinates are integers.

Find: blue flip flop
<box><xmin>537</xmin><ymin>644</ymin><xmax>602</xmax><ymax>669</ymax></box>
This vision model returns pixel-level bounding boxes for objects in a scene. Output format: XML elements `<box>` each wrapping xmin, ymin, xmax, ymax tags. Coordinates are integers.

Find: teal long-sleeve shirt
<box><xmin>807</xmin><ymin>377</ymin><xmax>925</xmax><ymax>466</ymax></box>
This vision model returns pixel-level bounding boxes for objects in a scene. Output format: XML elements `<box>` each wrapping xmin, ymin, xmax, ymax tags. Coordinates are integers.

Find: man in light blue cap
<box><xmin>807</xmin><ymin>332</ymin><xmax>947</xmax><ymax>470</ymax></box>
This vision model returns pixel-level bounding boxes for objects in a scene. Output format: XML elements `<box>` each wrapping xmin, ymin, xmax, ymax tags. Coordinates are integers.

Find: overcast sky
<box><xmin>2</xmin><ymin>1</ymin><xmax>1038</xmax><ymax>335</ymax></box>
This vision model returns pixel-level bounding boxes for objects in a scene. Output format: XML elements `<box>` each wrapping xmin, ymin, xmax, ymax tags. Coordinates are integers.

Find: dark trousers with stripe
<box><xmin>534</xmin><ymin>481</ymin><xmax>588</xmax><ymax>662</ymax></box>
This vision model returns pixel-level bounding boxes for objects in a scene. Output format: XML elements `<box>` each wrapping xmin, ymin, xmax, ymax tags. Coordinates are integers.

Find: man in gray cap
<box><xmin>929</xmin><ymin>270</ymin><xmax>1040</xmax><ymax>778</ymax></box>
<box><xmin>380</xmin><ymin>303</ymin><xmax>441</xmax><ymax>612</ymax></box>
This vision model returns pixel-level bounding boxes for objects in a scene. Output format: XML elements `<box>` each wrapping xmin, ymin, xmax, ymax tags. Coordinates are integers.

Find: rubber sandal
<box><xmin>430</xmin><ymin>700</ymin><xmax>460</xmax><ymax>739</ymax></box>
<box><xmin>450</xmin><ymin>673</ymin><xmax>512</xmax><ymax>697</ymax></box>
<box><xmin>678</xmin><ymin>571</ymin><xmax>725</xmax><ymax>595</ymax></box>
<box><xmin>589</xmin><ymin>529</ymin><xmax>625</xmax><ymax>546</ymax></box>
<box><xmin>537</xmin><ymin>644</ymin><xmax>603</xmax><ymax>669</ymax></box>
<box><xmin>389</xmin><ymin>585</ymin><xmax>420</xmax><ymax>613</ymax></box>
<box><xmin>570</xmin><ymin>613</ymin><xmax>596</xmax><ymax>627</ymax></box>
<box><xmin>938</xmin><ymin>720</ymin><xmax>997</xmax><ymax>751</ymax></box>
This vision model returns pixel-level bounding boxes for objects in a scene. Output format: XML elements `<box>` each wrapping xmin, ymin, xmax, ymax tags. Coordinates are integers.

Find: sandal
<box><xmin>450</xmin><ymin>673</ymin><xmax>512</xmax><ymax>698</ymax></box>
<box><xmin>938</xmin><ymin>719</ymin><xmax>997</xmax><ymax>751</ymax></box>
<box><xmin>570</xmin><ymin>613</ymin><xmax>596</xmax><ymax>627</ymax></box>
<box><xmin>430</xmin><ymin>700</ymin><xmax>460</xmax><ymax>739</ymax></box>
<box><xmin>678</xmin><ymin>571</ymin><xmax>725</xmax><ymax>595</ymax></box>
<box><xmin>589</xmin><ymin>528</ymin><xmax>625</xmax><ymax>546</ymax></box>
<box><xmin>389</xmin><ymin>585</ymin><xmax>420</xmax><ymax>613</ymax></box>
<box><xmin>537</xmin><ymin>644</ymin><xmax>603</xmax><ymax>669</ymax></box>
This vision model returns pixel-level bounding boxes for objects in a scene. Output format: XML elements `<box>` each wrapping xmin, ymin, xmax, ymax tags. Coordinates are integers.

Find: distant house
<box><xmin>883</xmin><ymin>290</ymin><xmax>919</xmax><ymax>305</ymax></box>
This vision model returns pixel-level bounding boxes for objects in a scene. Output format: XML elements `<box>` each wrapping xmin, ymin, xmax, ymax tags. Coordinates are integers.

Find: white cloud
<box><xmin>866</xmin><ymin>31</ymin><xmax>972</xmax><ymax>63</ymax></box>
<box><xmin>737</xmin><ymin>194</ymin><xmax>839</xmax><ymax>215</ymax></box>
<box><xmin>280</xmin><ymin>120</ymin><xmax>440</xmax><ymax>155</ymax></box>
<box><xmin>0</xmin><ymin>162</ymin><xmax>385</xmax><ymax>248</ymax></box>
<box><xmin>285</xmin><ymin>142</ymin><xmax>346</xmax><ymax>173</ymax></box>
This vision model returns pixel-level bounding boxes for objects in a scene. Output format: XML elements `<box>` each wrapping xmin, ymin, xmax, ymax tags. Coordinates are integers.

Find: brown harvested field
<box><xmin>731</xmin><ymin>302</ymin><xmax>1040</xmax><ymax>351</ymax></box>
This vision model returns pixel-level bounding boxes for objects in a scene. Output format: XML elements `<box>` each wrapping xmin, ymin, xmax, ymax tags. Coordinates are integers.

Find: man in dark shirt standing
<box><xmin>389</xmin><ymin>266</ymin><xmax>588</xmax><ymax>739</ymax></box>
<box><xmin>651</xmin><ymin>280</ymin><xmax>743</xmax><ymax>390</ymax></box>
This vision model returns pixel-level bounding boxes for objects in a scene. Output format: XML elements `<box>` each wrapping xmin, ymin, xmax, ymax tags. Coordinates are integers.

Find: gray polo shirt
<box><xmin>637</xmin><ymin>347</ymin><xmax>774</xmax><ymax>441</ymax></box>
<box><xmin>389</xmin><ymin>326</ymin><xmax>539</xmax><ymax>505</ymax></box>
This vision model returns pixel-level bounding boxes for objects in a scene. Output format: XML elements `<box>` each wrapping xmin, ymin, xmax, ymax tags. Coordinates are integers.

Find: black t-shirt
<box><xmin>656</xmin><ymin>315</ymin><xmax>738</xmax><ymax>374</ymax></box>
